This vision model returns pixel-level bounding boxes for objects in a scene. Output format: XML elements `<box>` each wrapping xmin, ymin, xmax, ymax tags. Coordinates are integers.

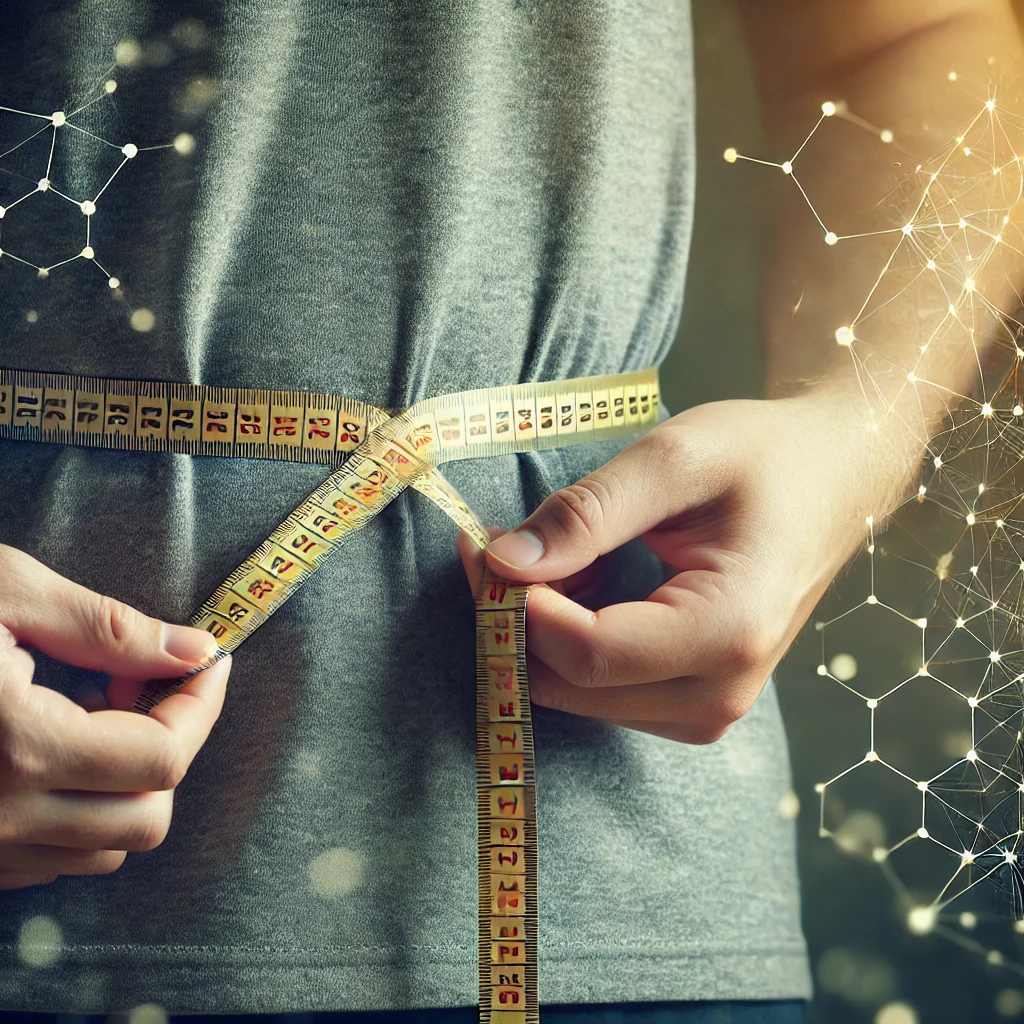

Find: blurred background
<box><xmin>666</xmin><ymin>2</ymin><xmax>1024</xmax><ymax>1023</ymax></box>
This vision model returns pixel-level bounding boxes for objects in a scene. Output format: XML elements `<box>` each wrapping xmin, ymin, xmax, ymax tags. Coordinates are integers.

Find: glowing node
<box><xmin>867</xmin><ymin>699</ymin><xmax>878</xmax><ymax>710</ymax></box>
<box><xmin>872</xmin><ymin>847</ymin><xmax>888</xmax><ymax>863</ymax></box>
<box><xmin>960</xmin><ymin>912</ymin><xmax>977</xmax><ymax>930</ymax></box>
<box><xmin>821</xmin><ymin>101</ymin><xmax>837</xmax><ymax>116</ymax></box>
<box><xmin>814</xmin><ymin>621</ymin><xmax>824</xmax><ymax>632</ymax></box>
<box><xmin>1015</xmin><ymin>405</ymin><xmax>1024</xmax><ymax>416</ymax></box>
<box><xmin>130</xmin><ymin>308</ymin><xmax>155</xmax><ymax>332</ymax></box>
<box><xmin>80</xmin><ymin>200</ymin><xmax>96</xmax><ymax>216</ymax></box>
<box><xmin>916</xmin><ymin>618</ymin><xmax>927</xmax><ymax>630</ymax></box>
<box><xmin>966</xmin><ymin>749</ymin><xmax>978</xmax><ymax>761</ymax></box>
<box><xmin>948</xmin><ymin>303</ymin><xmax>957</xmax><ymax>316</ymax></box>
<box><xmin>829</xmin><ymin>653</ymin><xmax>857</xmax><ymax>681</ymax></box>
<box><xmin>965</xmin><ymin>513</ymin><xmax>976</xmax><ymax>526</ymax></box>
<box><xmin>958</xmin><ymin>218</ymin><xmax>967</xmax><ymax>229</ymax></box>
<box><xmin>917</xmin><ymin>781</ymin><xmax>929</xmax><ymax>792</ymax></box>
<box><xmin>866</xmin><ymin>515</ymin><xmax>874</xmax><ymax>526</ymax></box>
<box><xmin>173</xmin><ymin>132</ymin><xmax>196</xmax><ymax>156</ymax></box>
<box><xmin>948</xmin><ymin>71</ymin><xmax>958</xmax><ymax>82</ymax></box>
<box><xmin>907</xmin><ymin>371</ymin><xmax>916</xmax><ymax>383</ymax></box>
<box><xmin>962</xmin><ymin>851</ymin><xmax>975</xmax><ymax>865</ymax></box>
<box><xmin>835</xmin><ymin>325</ymin><xmax>855</xmax><ymax>346</ymax></box>
<box><xmin>880</xmin><ymin>129</ymin><xmax>894</xmax><ymax>144</ymax></box>
<box><xmin>987</xmin><ymin>98</ymin><xmax>996</xmax><ymax>111</ymax></box>
<box><xmin>865</xmin><ymin>750</ymin><xmax>879</xmax><ymax>762</ymax></box>
<box><xmin>36</xmin><ymin>267</ymin><xmax>49</xmax><ymax>279</ymax></box>
<box><xmin>907</xmin><ymin>906</ymin><xmax>937</xmax><ymax>935</ymax></box>
<box><xmin>867</xmin><ymin>594</ymin><xmax>878</xmax><ymax>605</ymax></box>
<box><xmin>989</xmin><ymin>951</ymin><xmax>1005</xmax><ymax>967</ymax></box>
<box><xmin>963</xmin><ymin>147</ymin><xmax>972</xmax><ymax>157</ymax></box>
<box><xmin>917</xmin><ymin>827</ymin><xmax>929</xmax><ymax>839</ymax></box>
<box><xmin>108</xmin><ymin>276</ymin><xmax>120</xmax><ymax>289</ymax></box>
<box><xmin>867</xmin><ymin>543</ymin><xmax>875</xmax><ymax>554</ymax></box>
<box><xmin>990</xmin><ymin>651</ymin><xmax>1001</xmax><ymax>663</ymax></box>
<box><xmin>50</xmin><ymin>111</ymin><xmax>65</xmax><ymax>127</ymax></box>
<box><xmin>121</xmin><ymin>143</ymin><xmax>138</xmax><ymax>159</ymax></box>
<box><xmin>917</xmin><ymin>666</ymin><xmax>930</xmax><ymax>677</ymax></box>
<box><xmin>104</xmin><ymin>79</ymin><xmax>117</xmax><ymax>94</ymax></box>
<box><xmin>968</xmin><ymin>697</ymin><xmax>980</xmax><ymax>708</ymax></box>
<box><xmin>781</xmin><ymin>160</ymin><xmax>793</xmax><ymax>175</ymax></box>
<box><xmin>902</xmin><ymin>223</ymin><xmax>914</xmax><ymax>236</ymax></box>
<box><xmin>80</xmin><ymin>245</ymin><xmax>94</xmax><ymax>260</ymax></box>
<box><xmin>965</xmin><ymin>278</ymin><xmax>975</xmax><ymax>292</ymax></box>
<box><xmin>970</xmin><ymin>565</ymin><xmax>979</xmax><ymax>574</ymax></box>
<box><xmin>115</xmin><ymin>38</ymin><xmax>142</xmax><ymax>66</ymax></box>
<box><xmin>814</xmin><ymin>783</ymin><xmax>826</xmax><ymax>794</ymax></box>
<box><xmin>918</xmin><ymin>485</ymin><xmax>927</xmax><ymax>497</ymax></box>
<box><xmin>926</xmin><ymin>259</ymin><xmax>936</xmax><ymax>270</ymax></box>
<box><xmin>1016</xmin><ymin>920</ymin><xmax>1024</xmax><ymax>934</ymax></box>
<box><xmin>36</xmin><ymin>178</ymin><xmax>49</xmax><ymax>192</ymax></box>
<box><xmin>824</xmin><ymin>231</ymin><xmax>838</xmax><ymax>246</ymax></box>
<box><xmin>816</xmin><ymin>664</ymin><xmax>827</xmax><ymax>676</ymax></box>
<box><xmin>25</xmin><ymin>310</ymin><xmax>37</xmax><ymax>324</ymax></box>
<box><xmin>933</xmin><ymin>456</ymin><xmax>942</xmax><ymax>468</ymax></box>
<box><xmin>982</xmin><ymin>402</ymin><xmax>993</xmax><ymax>416</ymax></box>
<box><xmin>996</xmin><ymin>520</ymin><xmax>1004</xmax><ymax>529</ymax></box>
<box><xmin>0</xmin><ymin>207</ymin><xmax>5</xmax><ymax>219</ymax></box>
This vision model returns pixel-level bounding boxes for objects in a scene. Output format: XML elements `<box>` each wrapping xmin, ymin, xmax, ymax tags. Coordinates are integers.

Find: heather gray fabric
<box><xmin>0</xmin><ymin>0</ymin><xmax>811</xmax><ymax>1013</ymax></box>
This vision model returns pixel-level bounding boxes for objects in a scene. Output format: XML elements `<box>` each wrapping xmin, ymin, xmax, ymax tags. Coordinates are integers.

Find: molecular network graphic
<box><xmin>728</xmin><ymin>74</ymin><xmax>1024</xmax><ymax>985</ymax></box>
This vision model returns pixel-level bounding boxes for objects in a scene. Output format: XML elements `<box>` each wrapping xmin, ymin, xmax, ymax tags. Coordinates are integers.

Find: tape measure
<box><xmin>0</xmin><ymin>364</ymin><xmax>661</xmax><ymax>1023</ymax></box>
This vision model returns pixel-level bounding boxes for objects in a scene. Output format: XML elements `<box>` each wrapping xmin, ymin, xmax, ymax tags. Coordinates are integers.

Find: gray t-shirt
<box><xmin>0</xmin><ymin>0</ymin><xmax>811</xmax><ymax>1013</ymax></box>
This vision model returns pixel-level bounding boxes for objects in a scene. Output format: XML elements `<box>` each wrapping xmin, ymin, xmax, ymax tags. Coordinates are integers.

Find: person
<box><xmin>0</xmin><ymin>1</ymin><xmax>1020</xmax><ymax>1021</ymax></box>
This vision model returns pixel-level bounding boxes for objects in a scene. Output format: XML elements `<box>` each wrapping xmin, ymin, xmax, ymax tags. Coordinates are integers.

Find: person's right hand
<box><xmin>0</xmin><ymin>544</ymin><xmax>230</xmax><ymax>890</ymax></box>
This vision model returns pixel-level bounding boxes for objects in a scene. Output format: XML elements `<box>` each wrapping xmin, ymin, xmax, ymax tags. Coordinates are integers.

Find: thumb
<box><xmin>484</xmin><ymin>426</ymin><xmax>694</xmax><ymax>583</ymax></box>
<box><xmin>0</xmin><ymin>545</ymin><xmax>218</xmax><ymax>679</ymax></box>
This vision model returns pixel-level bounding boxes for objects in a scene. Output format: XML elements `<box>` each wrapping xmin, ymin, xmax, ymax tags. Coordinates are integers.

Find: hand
<box><xmin>0</xmin><ymin>544</ymin><xmax>229</xmax><ymax>889</ymax></box>
<box><xmin>457</xmin><ymin>394</ymin><xmax>887</xmax><ymax>744</ymax></box>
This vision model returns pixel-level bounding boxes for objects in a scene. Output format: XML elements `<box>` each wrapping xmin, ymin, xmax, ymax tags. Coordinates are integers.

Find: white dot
<box><xmin>960</xmin><ymin>912</ymin><xmax>978</xmax><ymax>930</ymax></box>
<box><xmin>907</xmin><ymin>907</ymin><xmax>936</xmax><ymax>935</ymax></box>
<box><xmin>0</xmin><ymin>206</ymin><xmax>6</xmax><ymax>219</ymax></box>
<box><xmin>128</xmin><ymin>1005</ymin><xmax>169</xmax><ymax>1024</ymax></box>
<box><xmin>880</xmin><ymin>129</ymin><xmax>894</xmax><ymax>144</ymax></box>
<box><xmin>1014</xmin><ymin>405</ymin><xmax>1023</xmax><ymax>416</ymax></box>
<box><xmin>814</xmin><ymin>782</ymin><xmax>826</xmax><ymax>794</ymax></box>
<box><xmin>966</xmin><ymin>513</ymin><xmax>976</xmax><ymax>526</ymax></box>
<box><xmin>991</xmin><ymin>651</ymin><xmax>1001</xmax><ymax>662</ymax></box>
<box><xmin>949</xmin><ymin>71</ymin><xmax>958</xmax><ymax>81</ymax></box>
<box><xmin>876</xmin><ymin>1002</ymin><xmax>919</xmax><ymax>1024</ymax></box>
<box><xmin>777</xmin><ymin>791</ymin><xmax>801</xmax><ymax>820</ymax></box>
<box><xmin>122</xmin><ymin>143</ymin><xmax>138</xmax><ymax>159</ymax></box>
<box><xmin>917</xmin><ymin>781</ymin><xmax>929</xmax><ymax>792</ymax></box>
<box><xmin>982</xmin><ymin>402</ymin><xmax>994</xmax><ymax>416</ymax></box>
<box><xmin>80</xmin><ymin>200</ymin><xmax>96</xmax><ymax>216</ymax></box>
<box><xmin>969</xmin><ymin>697</ymin><xmax>980</xmax><ymax>707</ymax></box>
<box><xmin>867</xmin><ymin>698</ymin><xmax>878</xmax><ymax>709</ymax></box>
<box><xmin>995</xmin><ymin>989</ymin><xmax>1024</xmax><ymax>1018</ymax></box>
<box><xmin>105</xmin><ymin>79</ymin><xmax>118</xmax><ymax>94</ymax></box>
<box><xmin>966</xmin><ymin>278</ymin><xmax>976</xmax><ymax>292</ymax></box>
<box><xmin>865</xmin><ymin>750</ymin><xmax>879</xmax><ymax>762</ymax></box>
<box><xmin>723</xmin><ymin>147</ymin><xmax>738</xmax><ymax>164</ymax></box>
<box><xmin>36</xmin><ymin>178</ymin><xmax>49</xmax><ymax>192</ymax></box>
<box><xmin>835</xmin><ymin>325</ymin><xmax>855</xmax><ymax>345</ymax></box>
<box><xmin>25</xmin><ymin>310</ymin><xmax>37</xmax><ymax>324</ymax></box>
<box><xmin>80</xmin><ymin>245</ymin><xmax>94</xmax><ymax>260</ymax></box>
<box><xmin>955</xmin><ymin>617</ymin><xmax>966</xmax><ymax>628</ymax></box>
<box><xmin>825</xmin><ymin>231</ymin><xmax>838</xmax><ymax>246</ymax></box>
<box><xmin>902</xmin><ymin>223</ymin><xmax>914</xmax><ymax>235</ymax></box>
<box><xmin>36</xmin><ymin>267</ymin><xmax>49</xmax><ymax>279</ymax></box>
<box><xmin>781</xmin><ymin>160</ymin><xmax>793</xmax><ymax>175</ymax></box>
<box><xmin>50</xmin><ymin>111</ymin><xmax>65</xmax><ymax>127</ymax></box>
<box><xmin>867</xmin><ymin>594</ymin><xmax>878</xmax><ymax>604</ymax></box>
<box><xmin>115</xmin><ymin>38</ymin><xmax>142</xmax><ymax>66</ymax></box>
<box><xmin>917</xmin><ymin>618</ymin><xmax>928</xmax><ymax>629</ymax></box>
<box><xmin>130</xmin><ymin>308</ymin><xmax>156</xmax><ymax>332</ymax></box>
<box><xmin>308</xmin><ymin>847</ymin><xmax>366</xmax><ymax>897</ymax></box>
<box><xmin>1016</xmin><ymin>920</ymin><xmax>1024</xmax><ymax>934</ymax></box>
<box><xmin>991</xmin><ymin>951</ymin><xmax>1006</xmax><ymax>966</ymax></box>
<box><xmin>822</xmin><ymin>101</ymin><xmax>837</xmax><ymax>116</ymax></box>
<box><xmin>829</xmin><ymin>653</ymin><xmax>858</xmax><ymax>681</ymax></box>
<box><xmin>917</xmin><ymin>827</ymin><xmax>929</xmax><ymax>839</ymax></box>
<box><xmin>926</xmin><ymin>259</ymin><xmax>937</xmax><ymax>270</ymax></box>
<box><xmin>967</xmin><ymin>749</ymin><xmax>978</xmax><ymax>761</ymax></box>
<box><xmin>108</xmin><ymin>276</ymin><xmax>120</xmax><ymax>289</ymax></box>
<box><xmin>817</xmin><ymin>664</ymin><xmax>828</xmax><ymax>676</ymax></box>
<box><xmin>872</xmin><ymin>847</ymin><xmax>888</xmax><ymax>862</ymax></box>
<box><xmin>173</xmin><ymin>132</ymin><xmax>196</xmax><ymax>156</ymax></box>
<box><xmin>988</xmin><ymin>98</ymin><xmax>997</xmax><ymax>111</ymax></box>
<box><xmin>17</xmin><ymin>915</ymin><xmax>63</xmax><ymax>967</ymax></box>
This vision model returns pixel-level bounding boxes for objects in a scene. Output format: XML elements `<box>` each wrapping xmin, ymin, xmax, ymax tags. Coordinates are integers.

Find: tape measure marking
<box><xmin>0</xmin><ymin>365</ymin><xmax>660</xmax><ymax>1024</ymax></box>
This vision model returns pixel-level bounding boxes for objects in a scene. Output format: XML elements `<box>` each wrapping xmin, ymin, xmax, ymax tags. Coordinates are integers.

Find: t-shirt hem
<box><xmin>0</xmin><ymin>944</ymin><xmax>813</xmax><ymax>1014</ymax></box>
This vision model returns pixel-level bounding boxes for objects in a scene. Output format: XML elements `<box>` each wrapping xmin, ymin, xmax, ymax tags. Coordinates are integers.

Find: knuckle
<box><xmin>571</xmin><ymin>643</ymin><xmax>614</xmax><ymax>689</ymax></box>
<box><xmin>154</xmin><ymin>747</ymin><xmax>186</xmax><ymax>792</ymax></box>
<box><xmin>91</xmin><ymin>595</ymin><xmax>145</xmax><ymax>655</ymax></box>
<box><xmin>547</xmin><ymin>477</ymin><xmax>614</xmax><ymax>542</ymax></box>
<box><xmin>88</xmin><ymin>849</ymin><xmax>128</xmax><ymax>875</ymax></box>
<box><xmin>122</xmin><ymin>799</ymin><xmax>172</xmax><ymax>852</ymax></box>
<box><xmin>724</xmin><ymin>621</ymin><xmax>770</xmax><ymax>674</ymax></box>
<box><xmin>689</xmin><ymin>722</ymin><xmax>734</xmax><ymax>745</ymax></box>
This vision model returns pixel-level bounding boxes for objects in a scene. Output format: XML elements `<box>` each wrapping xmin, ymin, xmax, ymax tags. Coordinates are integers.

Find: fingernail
<box><xmin>161</xmin><ymin>623</ymin><xmax>219</xmax><ymax>665</ymax></box>
<box><xmin>488</xmin><ymin>529</ymin><xmax>544</xmax><ymax>568</ymax></box>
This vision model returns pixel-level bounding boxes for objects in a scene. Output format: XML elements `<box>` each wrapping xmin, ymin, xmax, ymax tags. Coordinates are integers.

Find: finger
<box><xmin>0</xmin><ymin>871</ymin><xmax>59</xmax><ymax>889</ymax></box>
<box><xmin>522</xmin><ymin>571</ymin><xmax>744</xmax><ymax>688</ymax></box>
<box><xmin>15</xmin><ymin>657</ymin><xmax>232</xmax><ymax>793</ymax></box>
<box><xmin>483</xmin><ymin>423</ymin><xmax>723</xmax><ymax>583</ymax></box>
<box><xmin>0</xmin><ymin>546</ymin><xmax>219</xmax><ymax>678</ymax></box>
<box><xmin>5</xmin><ymin>788</ymin><xmax>174</xmax><ymax>852</ymax></box>
<box><xmin>0</xmin><ymin>844</ymin><xmax>126</xmax><ymax>876</ymax></box>
<box><xmin>525</xmin><ymin>655</ymin><xmax>758</xmax><ymax>743</ymax></box>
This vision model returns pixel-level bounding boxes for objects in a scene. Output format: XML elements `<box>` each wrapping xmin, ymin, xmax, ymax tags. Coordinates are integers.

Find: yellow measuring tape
<box><xmin>0</xmin><ymin>365</ymin><xmax>661</xmax><ymax>1023</ymax></box>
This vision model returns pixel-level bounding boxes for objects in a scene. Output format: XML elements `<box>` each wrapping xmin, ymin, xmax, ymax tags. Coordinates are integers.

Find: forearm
<box><xmin>737</xmin><ymin>0</ymin><xmax>1024</xmax><ymax>508</ymax></box>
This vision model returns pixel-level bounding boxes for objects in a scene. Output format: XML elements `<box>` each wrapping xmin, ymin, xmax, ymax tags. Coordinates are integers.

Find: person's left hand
<box><xmin>456</xmin><ymin>392</ymin><xmax>904</xmax><ymax>744</ymax></box>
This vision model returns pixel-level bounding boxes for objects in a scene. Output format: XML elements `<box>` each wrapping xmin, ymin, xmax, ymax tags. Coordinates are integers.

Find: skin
<box><xmin>460</xmin><ymin>1</ymin><xmax>1024</xmax><ymax>743</ymax></box>
<box><xmin>4</xmin><ymin>1</ymin><xmax>1023</xmax><ymax>888</ymax></box>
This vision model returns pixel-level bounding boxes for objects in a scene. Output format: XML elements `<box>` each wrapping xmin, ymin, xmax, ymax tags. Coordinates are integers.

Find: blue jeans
<box><xmin>0</xmin><ymin>1003</ymin><xmax>807</xmax><ymax>1023</ymax></box>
